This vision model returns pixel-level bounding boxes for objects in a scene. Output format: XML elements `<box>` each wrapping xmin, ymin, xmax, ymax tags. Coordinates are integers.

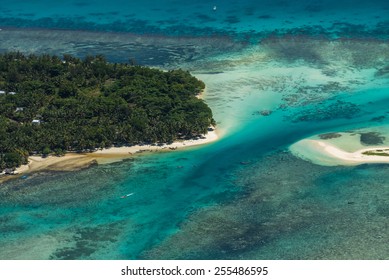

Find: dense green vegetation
<box><xmin>0</xmin><ymin>52</ymin><xmax>215</xmax><ymax>171</ymax></box>
<box><xmin>362</xmin><ymin>150</ymin><xmax>389</xmax><ymax>156</ymax></box>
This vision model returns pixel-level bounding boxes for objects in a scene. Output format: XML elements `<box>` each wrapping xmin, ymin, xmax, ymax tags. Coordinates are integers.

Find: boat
<box><xmin>121</xmin><ymin>193</ymin><xmax>134</xmax><ymax>198</ymax></box>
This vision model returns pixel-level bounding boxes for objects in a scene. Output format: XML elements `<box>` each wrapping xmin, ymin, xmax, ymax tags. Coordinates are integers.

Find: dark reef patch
<box><xmin>0</xmin><ymin>162</ymin><xmax>132</xmax><ymax>208</ymax></box>
<box><xmin>288</xmin><ymin>100</ymin><xmax>360</xmax><ymax>123</ymax></box>
<box><xmin>261</xmin><ymin>35</ymin><xmax>326</xmax><ymax>64</ymax></box>
<box><xmin>319</xmin><ymin>133</ymin><xmax>342</xmax><ymax>140</ymax></box>
<box><xmin>51</xmin><ymin>222</ymin><xmax>123</xmax><ymax>260</ymax></box>
<box><xmin>0</xmin><ymin>14</ymin><xmax>388</xmax><ymax>43</ymax></box>
<box><xmin>360</xmin><ymin>132</ymin><xmax>385</xmax><ymax>145</ymax></box>
<box><xmin>0</xmin><ymin>28</ymin><xmax>245</xmax><ymax>67</ymax></box>
<box><xmin>370</xmin><ymin>115</ymin><xmax>386</xmax><ymax>122</ymax></box>
<box><xmin>142</xmin><ymin>152</ymin><xmax>389</xmax><ymax>259</ymax></box>
<box><xmin>376</xmin><ymin>65</ymin><xmax>389</xmax><ymax>77</ymax></box>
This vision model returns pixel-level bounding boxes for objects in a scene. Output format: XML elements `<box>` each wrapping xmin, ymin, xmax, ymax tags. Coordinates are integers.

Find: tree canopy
<box><xmin>0</xmin><ymin>52</ymin><xmax>215</xmax><ymax>171</ymax></box>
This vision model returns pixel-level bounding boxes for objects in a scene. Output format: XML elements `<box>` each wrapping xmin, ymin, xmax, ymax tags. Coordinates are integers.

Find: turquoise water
<box><xmin>1</xmin><ymin>0</ymin><xmax>388</xmax><ymax>38</ymax></box>
<box><xmin>0</xmin><ymin>1</ymin><xmax>388</xmax><ymax>259</ymax></box>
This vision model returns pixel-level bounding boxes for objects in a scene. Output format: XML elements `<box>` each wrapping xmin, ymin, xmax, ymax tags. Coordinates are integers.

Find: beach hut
<box><xmin>4</xmin><ymin>168</ymin><xmax>16</xmax><ymax>175</ymax></box>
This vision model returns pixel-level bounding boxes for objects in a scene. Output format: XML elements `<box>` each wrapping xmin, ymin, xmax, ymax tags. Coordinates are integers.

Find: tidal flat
<box><xmin>0</xmin><ymin>0</ymin><xmax>388</xmax><ymax>260</ymax></box>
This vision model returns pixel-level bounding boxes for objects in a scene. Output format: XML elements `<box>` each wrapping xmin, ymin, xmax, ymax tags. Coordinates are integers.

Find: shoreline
<box><xmin>0</xmin><ymin>129</ymin><xmax>219</xmax><ymax>183</ymax></box>
<box><xmin>290</xmin><ymin>139</ymin><xmax>389</xmax><ymax>166</ymax></box>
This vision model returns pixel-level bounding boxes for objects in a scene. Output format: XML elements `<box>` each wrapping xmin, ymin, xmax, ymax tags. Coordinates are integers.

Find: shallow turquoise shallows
<box><xmin>0</xmin><ymin>0</ymin><xmax>388</xmax><ymax>259</ymax></box>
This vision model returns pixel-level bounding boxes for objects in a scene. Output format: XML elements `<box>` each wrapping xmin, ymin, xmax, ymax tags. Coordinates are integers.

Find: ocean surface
<box><xmin>0</xmin><ymin>0</ymin><xmax>388</xmax><ymax>259</ymax></box>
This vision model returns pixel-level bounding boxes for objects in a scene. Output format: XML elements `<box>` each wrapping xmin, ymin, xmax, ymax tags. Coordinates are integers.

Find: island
<box><xmin>0</xmin><ymin>52</ymin><xmax>216</xmax><ymax>177</ymax></box>
<box><xmin>290</xmin><ymin>129</ymin><xmax>389</xmax><ymax>166</ymax></box>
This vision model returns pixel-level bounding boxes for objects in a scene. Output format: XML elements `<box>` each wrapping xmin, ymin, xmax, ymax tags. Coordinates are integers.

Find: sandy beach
<box><xmin>0</xmin><ymin>129</ymin><xmax>218</xmax><ymax>183</ymax></box>
<box><xmin>290</xmin><ymin>139</ymin><xmax>389</xmax><ymax>166</ymax></box>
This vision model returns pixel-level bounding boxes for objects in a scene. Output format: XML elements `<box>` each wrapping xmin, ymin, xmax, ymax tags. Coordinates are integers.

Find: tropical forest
<box><xmin>0</xmin><ymin>52</ymin><xmax>215</xmax><ymax>170</ymax></box>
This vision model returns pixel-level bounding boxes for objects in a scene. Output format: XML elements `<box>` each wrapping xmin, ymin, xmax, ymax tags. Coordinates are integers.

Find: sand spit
<box><xmin>0</xmin><ymin>130</ymin><xmax>218</xmax><ymax>183</ymax></box>
<box><xmin>290</xmin><ymin>139</ymin><xmax>389</xmax><ymax>166</ymax></box>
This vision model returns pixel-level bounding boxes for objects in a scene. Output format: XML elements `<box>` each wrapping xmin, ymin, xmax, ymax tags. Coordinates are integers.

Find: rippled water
<box><xmin>0</xmin><ymin>0</ymin><xmax>388</xmax><ymax>259</ymax></box>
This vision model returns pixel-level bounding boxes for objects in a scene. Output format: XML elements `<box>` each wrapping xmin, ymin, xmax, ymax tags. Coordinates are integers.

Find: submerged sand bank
<box><xmin>290</xmin><ymin>126</ymin><xmax>389</xmax><ymax>166</ymax></box>
<box><xmin>0</xmin><ymin>130</ymin><xmax>218</xmax><ymax>183</ymax></box>
<box><xmin>290</xmin><ymin>139</ymin><xmax>389</xmax><ymax>166</ymax></box>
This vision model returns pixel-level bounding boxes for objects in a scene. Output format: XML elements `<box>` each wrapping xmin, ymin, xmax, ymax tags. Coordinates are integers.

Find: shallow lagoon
<box><xmin>0</xmin><ymin>0</ymin><xmax>388</xmax><ymax>259</ymax></box>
